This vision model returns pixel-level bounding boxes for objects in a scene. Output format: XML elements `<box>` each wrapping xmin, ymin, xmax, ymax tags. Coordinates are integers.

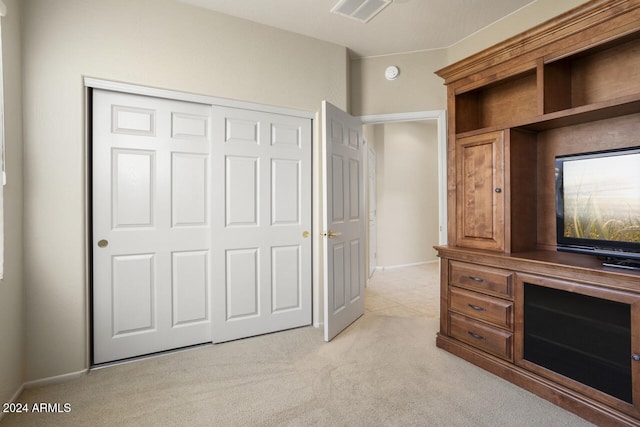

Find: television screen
<box><xmin>556</xmin><ymin>147</ymin><xmax>640</xmax><ymax>262</ymax></box>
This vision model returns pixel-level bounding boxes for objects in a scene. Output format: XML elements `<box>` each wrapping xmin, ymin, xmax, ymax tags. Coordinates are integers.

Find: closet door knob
<box><xmin>97</xmin><ymin>239</ymin><xmax>109</xmax><ymax>248</ymax></box>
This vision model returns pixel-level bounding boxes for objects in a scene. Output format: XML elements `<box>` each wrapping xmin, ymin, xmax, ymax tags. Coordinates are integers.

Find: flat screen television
<box><xmin>555</xmin><ymin>147</ymin><xmax>640</xmax><ymax>269</ymax></box>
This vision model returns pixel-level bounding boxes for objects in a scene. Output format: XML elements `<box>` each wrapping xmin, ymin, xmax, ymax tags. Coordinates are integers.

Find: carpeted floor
<box><xmin>1</xmin><ymin>263</ymin><xmax>594</xmax><ymax>426</ymax></box>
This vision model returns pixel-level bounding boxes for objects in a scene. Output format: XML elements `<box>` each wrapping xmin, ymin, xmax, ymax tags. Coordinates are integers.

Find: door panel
<box><xmin>111</xmin><ymin>254</ymin><xmax>155</xmax><ymax>336</ymax></box>
<box><xmin>172</xmin><ymin>154</ymin><xmax>208</xmax><ymax>227</ymax></box>
<box><xmin>225</xmin><ymin>248</ymin><xmax>259</xmax><ymax>320</ymax></box>
<box><xmin>225</xmin><ymin>156</ymin><xmax>259</xmax><ymax>227</ymax></box>
<box><xmin>172</xmin><ymin>250</ymin><xmax>209</xmax><ymax>326</ymax></box>
<box><xmin>323</xmin><ymin>101</ymin><xmax>365</xmax><ymax>341</ymax></box>
<box><xmin>350</xmin><ymin>240</ymin><xmax>361</xmax><ymax>300</ymax></box>
<box><xmin>112</xmin><ymin>149</ymin><xmax>155</xmax><ymax>227</ymax></box>
<box><xmin>272</xmin><ymin>159</ymin><xmax>301</xmax><ymax>224</ymax></box>
<box><xmin>93</xmin><ymin>90</ymin><xmax>212</xmax><ymax>364</ymax></box>
<box><xmin>212</xmin><ymin>106</ymin><xmax>312</xmax><ymax>343</ymax></box>
<box><xmin>272</xmin><ymin>245</ymin><xmax>302</xmax><ymax>312</ymax></box>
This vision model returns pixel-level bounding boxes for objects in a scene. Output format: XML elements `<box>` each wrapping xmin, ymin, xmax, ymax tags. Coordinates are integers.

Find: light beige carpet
<box><xmin>1</xmin><ymin>264</ymin><xmax>594</xmax><ymax>426</ymax></box>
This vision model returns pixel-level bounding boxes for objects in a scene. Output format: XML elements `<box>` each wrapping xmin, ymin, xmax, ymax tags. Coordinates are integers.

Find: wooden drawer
<box><xmin>449</xmin><ymin>261</ymin><xmax>513</xmax><ymax>298</ymax></box>
<box><xmin>449</xmin><ymin>287</ymin><xmax>513</xmax><ymax>330</ymax></box>
<box><xmin>448</xmin><ymin>312</ymin><xmax>513</xmax><ymax>361</ymax></box>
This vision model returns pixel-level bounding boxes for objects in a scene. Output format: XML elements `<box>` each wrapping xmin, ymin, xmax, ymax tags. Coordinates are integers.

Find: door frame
<box><xmin>359</xmin><ymin>110</ymin><xmax>448</xmax><ymax>250</ymax></box>
<box><xmin>84</xmin><ymin>77</ymin><xmax>315</xmax><ymax>365</ymax></box>
<box><xmin>84</xmin><ymin>78</ymin><xmax>315</xmax><ymax>120</ymax></box>
<box><xmin>367</xmin><ymin>145</ymin><xmax>377</xmax><ymax>277</ymax></box>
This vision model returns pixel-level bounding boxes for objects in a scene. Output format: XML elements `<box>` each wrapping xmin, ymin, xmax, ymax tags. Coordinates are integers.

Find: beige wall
<box><xmin>349</xmin><ymin>0</ymin><xmax>592</xmax><ymax>119</ymax></box>
<box><xmin>446</xmin><ymin>0</ymin><xmax>591</xmax><ymax>64</ymax></box>
<box><xmin>21</xmin><ymin>0</ymin><xmax>348</xmax><ymax>381</ymax></box>
<box><xmin>0</xmin><ymin>0</ymin><xmax>24</xmax><ymax>406</ymax></box>
<box><xmin>370</xmin><ymin>121</ymin><xmax>439</xmax><ymax>267</ymax></box>
<box><xmin>350</xmin><ymin>49</ymin><xmax>448</xmax><ymax>116</ymax></box>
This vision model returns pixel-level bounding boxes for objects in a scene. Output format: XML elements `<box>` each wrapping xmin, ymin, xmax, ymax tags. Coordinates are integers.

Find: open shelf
<box><xmin>456</xmin><ymin>92</ymin><xmax>640</xmax><ymax>139</ymax></box>
<box><xmin>455</xmin><ymin>70</ymin><xmax>537</xmax><ymax>134</ymax></box>
<box><xmin>543</xmin><ymin>34</ymin><xmax>640</xmax><ymax>114</ymax></box>
<box><xmin>455</xmin><ymin>31</ymin><xmax>640</xmax><ymax>137</ymax></box>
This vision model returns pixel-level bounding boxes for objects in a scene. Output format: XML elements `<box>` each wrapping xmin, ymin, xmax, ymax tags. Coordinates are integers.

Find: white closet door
<box><xmin>211</xmin><ymin>106</ymin><xmax>312</xmax><ymax>343</ymax></box>
<box><xmin>92</xmin><ymin>90</ymin><xmax>212</xmax><ymax>364</ymax></box>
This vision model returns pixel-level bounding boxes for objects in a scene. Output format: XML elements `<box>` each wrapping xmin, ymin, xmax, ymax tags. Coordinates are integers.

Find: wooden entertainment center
<box><xmin>434</xmin><ymin>1</ymin><xmax>640</xmax><ymax>425</ymax></box>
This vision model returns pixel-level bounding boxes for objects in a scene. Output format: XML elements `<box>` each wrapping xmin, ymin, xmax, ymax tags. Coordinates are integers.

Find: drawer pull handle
<box><xmin>469</xmin><ymin>276</ymin><xmax>485</xmax><ymax>283</ymax></box>
<box><xmin>467</xmin><ymin>303</ymin><xmax>485</xmax><ymax>311</ymax></box>
<box><xmin>468</xmin><ymin>331</ymin><xmax>485</xmax><ymax>340</ymax></box>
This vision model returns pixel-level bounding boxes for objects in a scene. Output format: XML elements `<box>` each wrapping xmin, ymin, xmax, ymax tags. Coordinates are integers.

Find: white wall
<box><xmin>0</xmin><ymin>0</ymin><xmax>24</xmax><ymax>407</ymax></box>
<box><xmin>370</xmin><ymin>121</ymin><xmax>439</xmax><ymax>267</ymax></box>
<box><xmin>21</xmin><ymin>0</ymin><xmax>348</xmax><ymax>381</ymax></box>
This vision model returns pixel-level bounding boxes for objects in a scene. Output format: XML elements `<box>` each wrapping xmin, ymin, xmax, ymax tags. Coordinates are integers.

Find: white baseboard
<box><xmin>23</xmin><ymin>369</ymin><xmax>88</xmax><ymax>389</ymax></box>
<box><xmin>376</xmin><ymin>260</ymin><xmax>437</xmax><ymax>271</ymax></box>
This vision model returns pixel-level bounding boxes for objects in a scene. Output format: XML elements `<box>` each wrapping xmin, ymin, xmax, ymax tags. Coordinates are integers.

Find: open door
<box><xmin>322</xmin><ymin>101</ymin><xmax>366</xmax><ymax>342</ymax></box>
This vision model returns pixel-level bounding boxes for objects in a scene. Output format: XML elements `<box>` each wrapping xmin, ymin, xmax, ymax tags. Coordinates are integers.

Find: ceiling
<box><xmin>178</xmin><ymin>0</ymin><xmax>537</xmax><ymax>58</ymax></box>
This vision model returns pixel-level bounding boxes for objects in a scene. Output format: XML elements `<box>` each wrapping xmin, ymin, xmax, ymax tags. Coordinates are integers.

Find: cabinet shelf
<box><xmin>455</xmin><ymin>92</ymin><xmax>640</xmax><ymax>139</ymax></box>
<box><xmin>525</xmin><ymin>333</ymin><xmax>630</xmax><ymax>374</ymax></box>
<box><xmin>524</xmin><ymin>301</ymin><xmax>631</xmax><ymax>337</ymax></box>
<box><xmin>522</xmin><ymin>92</ymin><xmax>640</xmax><ymax>132</ymax></box>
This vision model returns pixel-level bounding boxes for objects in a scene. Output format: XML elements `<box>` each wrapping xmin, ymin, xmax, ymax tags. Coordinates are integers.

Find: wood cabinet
<box><xmin>435</xmin><ymin>1</ymin><xmax>640</xmax><ymax>425</ymax></box>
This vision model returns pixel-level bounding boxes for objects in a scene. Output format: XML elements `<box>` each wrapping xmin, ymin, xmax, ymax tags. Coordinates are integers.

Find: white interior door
<box><xmin>211</xmin><ymin>106</ymin><xmax>312</xmax><ymax>343</ymax></box>
<box><xmin>322</xmin><ymin>101</ymin><xmax>366</xmax><ymax>342</ymax></box>
<box><xmin>92</xmin><ymin>90</ymin><xmax>212</xmax><ymax>364</ymax></box>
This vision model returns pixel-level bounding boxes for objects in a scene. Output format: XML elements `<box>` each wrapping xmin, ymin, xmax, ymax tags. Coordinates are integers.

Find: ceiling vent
<box><xmin>331</xmin><ymin>0</ymin><xmax>392</xmax><ymax>23</ymax></box>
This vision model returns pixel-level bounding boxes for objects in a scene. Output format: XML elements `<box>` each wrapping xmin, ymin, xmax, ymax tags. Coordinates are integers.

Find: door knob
<box><xmin>326</xmin><ymin>230</ymin><xmax>342</xmax><ymax>239</ymax></box>
<box><xmin>97</xmin><ymin>239</ymin><xmax>109</xmax><ymax>248</ymax></box>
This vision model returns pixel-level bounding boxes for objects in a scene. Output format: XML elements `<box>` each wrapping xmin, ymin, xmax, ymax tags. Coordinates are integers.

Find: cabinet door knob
<box><xmin>495</xmin><ymin>188</ymin><xmax>502</xmax><ymax>193</ymax></box>
<box><xmin>632</xmin><ymin>354</ymin><xmax>640</xmax><ymax>362</ymax></box>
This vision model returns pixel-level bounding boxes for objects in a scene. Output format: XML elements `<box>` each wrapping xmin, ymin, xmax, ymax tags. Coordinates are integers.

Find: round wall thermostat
<box><xmin>385</xmin><ymin>66</ymin><xmax>399</xmax><ymax>80</ymax></box>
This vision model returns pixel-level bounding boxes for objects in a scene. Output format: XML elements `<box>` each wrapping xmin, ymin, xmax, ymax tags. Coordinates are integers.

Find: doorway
<box><xmin>360</xmin><ymin>111</ymin><xmax>447</xmax><ymax>276</ymax></box>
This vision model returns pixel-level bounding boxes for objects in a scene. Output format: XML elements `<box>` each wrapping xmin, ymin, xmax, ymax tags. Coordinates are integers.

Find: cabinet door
<box><xmin>515</xmin><ymin>273</ymin><xmax>640</xmax><ymax>419</ymax></box>
<box><xmin>455</xmin><ymin>131</ymin><xmax>505</xmax><ymax>251</ymax></box>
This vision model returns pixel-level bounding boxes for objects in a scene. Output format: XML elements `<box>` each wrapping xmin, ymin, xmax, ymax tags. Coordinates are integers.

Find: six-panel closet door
<box><xmin>92</xmin><ymin>90</ymin><xmax>311</xmax><ymax>364</ymax></box>
<box><xmin>92</xmin><ymin>90</ymin><xmax>214</xmax><ymax>364</ymax></box>
<box><xmin>210</xmin><ymin>106</ymin><xmax>312</xmax><ymax>343</ymax></box>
